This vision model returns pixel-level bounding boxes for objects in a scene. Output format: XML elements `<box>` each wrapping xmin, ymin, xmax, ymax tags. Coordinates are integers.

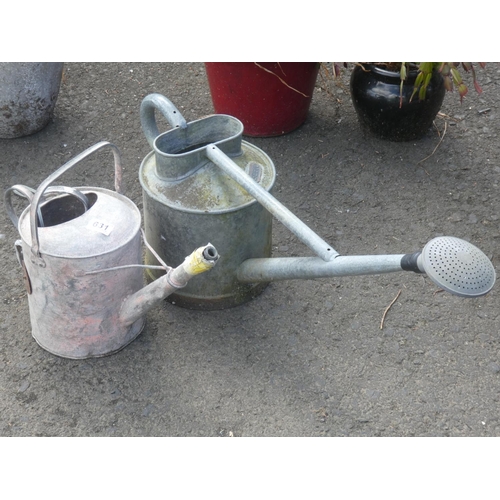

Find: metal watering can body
<box><xmin>5</xmin><ymin>142</ymin><xmax>219</xmax><ymax>358</ymax></box>
<box><xmin>140</xmin><ymin>94</ymin><xmax>275</xmax><ymax>309</ymax></box>
<box><xmin>139</xmin><ymin>94</ymin><xmax>495</xmax><ymax>310</ymax></box>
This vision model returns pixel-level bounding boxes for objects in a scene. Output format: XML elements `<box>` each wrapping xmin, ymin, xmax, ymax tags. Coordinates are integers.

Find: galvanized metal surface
<box><xmin>118</xmin><ymin>242</ymin><xmax>219</xmax><ymax>325</ymax></box>
<box><xmin>141</xmin><ymin>93</ymin><xmax>244</xmax><ymax>180</ymax></box>
<box><xmin>12</xmin><ymin>181</ymin><xmax>145</xmax><ymax>357</ymax></box>
<box><xmin>206</xmin><ymin>144</ymin><xmax>338</xmax><ymax>261</ymax></box>
<box><xmin>5</xmin><ymin>184</ymin><xmax>89</xmax><ymax>228</ymax></box>
<box><xmin>17</xmin><ymin>221</ymin><xmax>146</xmax><ymax>359</ymax></box>
<box><xmin>237</xmin><ymin>254</ymin><xmax>406</xmax><ymax>282</ymax></box>
<box><xmin>140</xmin><ymin>142</ymin><xmax>274</xmax><ymax>309</ymax></box>
<box><xmin>139</xmin><ymin>93</ymin><xmax>496</xmax><ymax>309</ymax></box>
<box><xmin>6</xmin><ymin>141</ymin><xmax>219</xmax><ymax>357</ymax></box>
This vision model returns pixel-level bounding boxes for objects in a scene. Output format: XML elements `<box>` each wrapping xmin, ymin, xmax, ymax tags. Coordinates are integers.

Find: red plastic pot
<box><xmin>205</xmin><ymin>62</ymin><xmax>319</xmax><ymax>137</ymax></box>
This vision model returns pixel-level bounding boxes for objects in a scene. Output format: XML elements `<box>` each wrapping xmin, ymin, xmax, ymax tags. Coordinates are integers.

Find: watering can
<box><xmin>4</xmin><ymin>141</ymin><xmax>219</xmax><ymax>359</ymax></box>
<box><xmin>139</xmin><ymin>94</ymin><xmax>496</xmax><ymax>310</ymax></box>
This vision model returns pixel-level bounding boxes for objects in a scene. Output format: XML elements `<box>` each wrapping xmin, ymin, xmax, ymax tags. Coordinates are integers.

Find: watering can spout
<box><xmin>119</xmin><ymin>243</ymin><xmax>219</xmax><ymax>326</ymax></box>
<box><xmin>237</xmin><ymin>236</ymin><xmax>495</xmax><ymax>298</ymax></box>
<box><xmin>403</xmin><ymin>236</ymin><xmax>495</xmax><ymax>298</ymax></box>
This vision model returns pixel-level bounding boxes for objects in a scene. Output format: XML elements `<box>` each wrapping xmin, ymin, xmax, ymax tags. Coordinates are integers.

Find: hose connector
<box><xmin>182</xmin><ymin>243</ymin><xmax>219</xmax><ymax>276</ymax></box>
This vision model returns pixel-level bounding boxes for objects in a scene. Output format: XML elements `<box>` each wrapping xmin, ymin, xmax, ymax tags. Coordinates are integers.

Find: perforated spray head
<box><xmin>405</xmin><ymin>236</ymin><xmax>496</xmax><ymax>297</ymax></box>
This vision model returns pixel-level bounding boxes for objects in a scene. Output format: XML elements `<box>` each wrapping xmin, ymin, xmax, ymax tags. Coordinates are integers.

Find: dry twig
<box><xmin>380</xmin><ymin>290</ymin><xmax>402</xmax><ymax>330</ymax></box>
<box><xmin>418</xmin><ymin>121</ymin><xmax>448</xmax><ymax>164</ymax></box>
<box><xmin>436</xmin><ymin>111</ymin><xmax>461</xmax><ymax>123</ymax></box>
<box><xmin>254</xmin><ymin>63</ymin><xmax>309</xmax><ymax>97</ymax></box>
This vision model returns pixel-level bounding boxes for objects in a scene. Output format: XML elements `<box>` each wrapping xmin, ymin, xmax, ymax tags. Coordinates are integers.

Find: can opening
<box><xmin>172</xmin><ymin>142</ymin><xmax>213</xmax><ymax>155</ymax></box>
<box><xmin>154</xmin><ymin>115</ymin><xmax>243</xmax><ymax>156</ymax></box>
<box><xmin>39</xmin><ymin>192</ymin><xmax>97</xmax><ymax>227</ymax></box>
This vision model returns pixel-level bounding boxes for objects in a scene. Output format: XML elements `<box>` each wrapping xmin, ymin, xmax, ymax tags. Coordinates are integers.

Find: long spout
<box><xmin>119</xmin><ymin>243</ymin><xmax>219</xmax><ymax>326</ymax></box>
<box><xmin>237</xmin><ymin>236</ymin><xmax>496</xmax><ymax>298</ymax></box>
<box><xmin>237</xmin><ymin>254</ymin><xmax>406</xmax><ymax>282</ymax></box>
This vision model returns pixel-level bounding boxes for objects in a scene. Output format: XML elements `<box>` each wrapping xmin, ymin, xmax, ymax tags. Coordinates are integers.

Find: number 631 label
<box><xmin>88</xmin><ymin>219</ymin><xmax>113</xmax><ymax>236</ymax></box>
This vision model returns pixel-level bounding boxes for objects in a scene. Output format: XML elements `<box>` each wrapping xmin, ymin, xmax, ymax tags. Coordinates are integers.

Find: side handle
<box><xmin>5</xmin><ymin>185</ymin><xmax>90</xmax><ymax>229</ymax></box>
<box><xmin>4</xmin><ymin>185</ymin><xmax>36</xmax><ymax>228</ymax></box>
<box><xmin>15</xmin><ymin>240</ymin><xmax>32</xmax><ymax>294</ymax></box>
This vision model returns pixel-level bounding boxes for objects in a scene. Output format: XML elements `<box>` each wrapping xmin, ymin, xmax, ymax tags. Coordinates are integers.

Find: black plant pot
<box><xmin>350</xmin><ymin>64</ymin><xmax>446</xmax><ymax>141</ymax></box>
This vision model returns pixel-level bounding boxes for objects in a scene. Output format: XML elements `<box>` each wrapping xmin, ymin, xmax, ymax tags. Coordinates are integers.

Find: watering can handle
<box><xmin>4</xmin><ymin>185</ymin><xmax>36</xmax><ymax>227</ymax></box>
<box><xmin>140</xmin><ymin>93</ymin><xmax>188</xmax><ymax>148</ymax></box>
<box><xmin>5</xmin><ymin>185</ymin><xmax>90</xmax><ymax>228</ymax></box>
<box><xmin>29</xmin><ymin>141</ymin><xmax>123</xmax><ymax>266</ymax></box>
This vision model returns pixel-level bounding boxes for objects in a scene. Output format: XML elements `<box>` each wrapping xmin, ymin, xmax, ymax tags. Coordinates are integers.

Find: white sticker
<box><xmin>88</xmin><ymin>219</ymin><xmax>113</xmax><ymax>236</ymax></box>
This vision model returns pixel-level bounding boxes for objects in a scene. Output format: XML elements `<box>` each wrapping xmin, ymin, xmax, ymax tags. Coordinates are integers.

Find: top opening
<box><xmin>38</xmin><ymin>192</ymin><xmax>98</xmax><ymax>227</ymax></box>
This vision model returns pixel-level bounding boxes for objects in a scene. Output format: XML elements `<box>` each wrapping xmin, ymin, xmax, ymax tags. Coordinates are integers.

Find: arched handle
<box><xmin>29</xmin><ymin>141</ymin><xmax>123</xmax><ymax>266</ymax></box>
<box><xmin>140</xmin><ymin>93</ymin><xmax>187</xmax><ymax>148</ymax></box>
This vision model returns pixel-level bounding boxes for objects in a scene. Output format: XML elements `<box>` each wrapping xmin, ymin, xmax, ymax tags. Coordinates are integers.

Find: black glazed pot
<box><xmin>350</xmin><ymin>64</ymin><xmax>446</xmax><ymax>141</ymax></box>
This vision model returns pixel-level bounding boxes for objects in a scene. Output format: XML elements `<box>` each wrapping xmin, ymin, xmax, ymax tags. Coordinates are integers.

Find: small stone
<box><xmin>449</xmin><ymin>212</ymin><xmax>463</xmax><ymax>222</ymax></box>
<box><xmin>487</xmin><ymin>362</ymin><xmax>500</xmax><ymax>374</ymax></box>
<box><xmin>18</xmin><ymin>380</ymin><xmax>30</xmax><ymax>393</ymax></box>
<box><xmin>142</xmin><ymin>404</ymin><xmax>155</xmax><ymax>417</ymax></box>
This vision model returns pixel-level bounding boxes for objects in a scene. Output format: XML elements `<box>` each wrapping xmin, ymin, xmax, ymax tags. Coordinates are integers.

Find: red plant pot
<box><xmin>205</xmin><ymin>62</ymin><xmax>319</xmax><ymax>137</ymax></box>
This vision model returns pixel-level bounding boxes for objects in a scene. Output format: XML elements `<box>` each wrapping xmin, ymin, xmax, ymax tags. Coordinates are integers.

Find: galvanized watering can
<box><xmin>5</xmin><ymin>141</ymin><xmax>219</xmax><ymax>359</ymax></box>
<box><xmin>139</xmin><ymin>94</ymin><xmax>496</xmax><ymax>310</ymax></box>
